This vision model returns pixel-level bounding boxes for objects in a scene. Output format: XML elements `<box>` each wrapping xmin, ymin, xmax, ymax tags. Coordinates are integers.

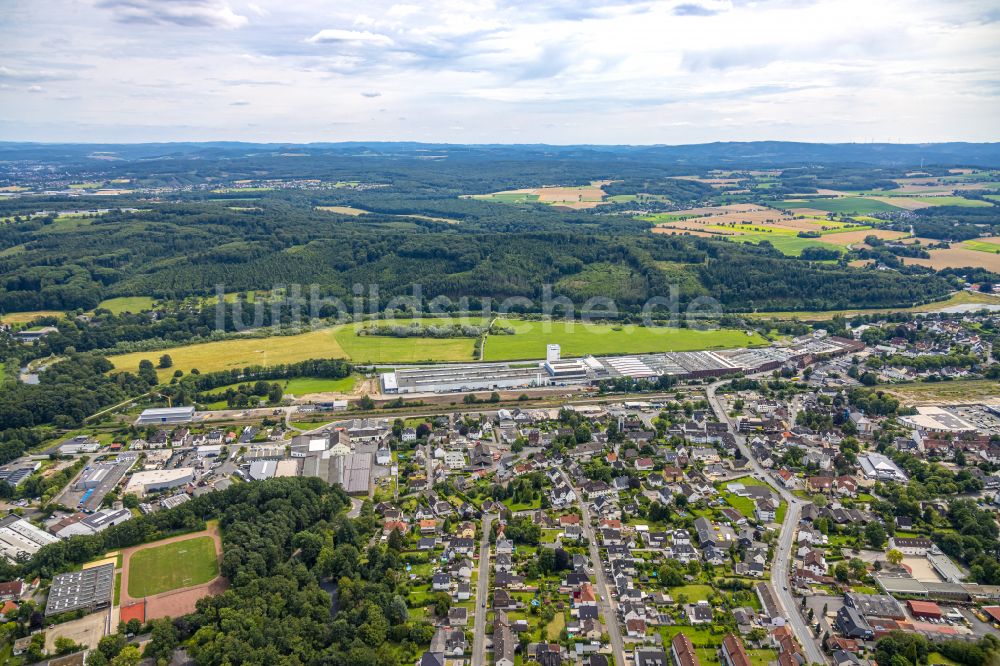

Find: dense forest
<box><xmin>0</xmin><ymin>198</ymin><xmax>958</xmax><ymax>315</ymax></box>
<box><xmin>12</xmin><ymin>476</ymin><xmax>431</xmax><ymax>666</ymax></box>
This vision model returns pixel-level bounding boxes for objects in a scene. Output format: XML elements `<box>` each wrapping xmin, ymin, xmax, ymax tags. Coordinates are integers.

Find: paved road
<box><xmin>472</xmin><ymin>513</ymin><xmax>494</xmax><ymax>666</ymax></box>
<box><xmin>706</xmin><ymin>379</ymin><xmax>826</xmax><ymax>666</ymax></box>
<box><xmin>561</xmin><ymin>470</ymin><xmax>626</xmax><ymax>666</ymax></box>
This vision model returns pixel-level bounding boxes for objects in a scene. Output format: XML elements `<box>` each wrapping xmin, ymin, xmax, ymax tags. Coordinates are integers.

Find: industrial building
<box><xmin>55</xmin><ymin>508</ymin><xmax>132</xmax><ymax>538</ymax></box>
<box><xmin>0</xmin><ymin>515</ymin><xmax>60</xmax><ymax>563</ymax></box>
<box><xmin>124</xmin><ymin>468</ymin><xmax>194</xmax><ymax>496</ymax></box>
<box><xmin>375</xmin><ymin>335</ymin><xmax>864</xmax><ymax>395</ymax></box>
<box><xmin>135</xmin><ymin>406</ymin><xmax>196</xmax><ymax>425</ymax></box>
<box><xmin>45</xmin><ymin>563</ymin><xmax>115</xmax><ymax>616</ymax></box>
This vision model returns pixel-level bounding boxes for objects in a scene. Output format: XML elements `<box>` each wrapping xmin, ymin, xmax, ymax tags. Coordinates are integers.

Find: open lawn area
<box><xmin>668</xmin><ymin>584</ymin><xmax>715</xmax><ymax>602</ymax></box>
<box><xmin>97</xmin><ymin>296</ymin><xmax>156</xmax><ymax>314</ymax></box>
<box><xmin>127</xmin><ymin>535</ymin><xmax>218</xmax><ymax>597</ymax></box>
<box><xmin>721</xmin><ymin>492</ymin><xmax>755</xmax><ymax>518</ymax></box>
<box><xmin>483</xmin><ymin>320</ymin><xmax>767</xmax><ymax>361</ymax></box>
<box><xmin>283</xmin><ymin>375</ymin><xmax>358</xmax><ymax>395</ymax></box>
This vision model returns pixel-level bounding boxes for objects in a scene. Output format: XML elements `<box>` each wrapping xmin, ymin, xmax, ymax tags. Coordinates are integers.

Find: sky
<box><xmin>1</xmin><ymin>0</ymin><xmax>999</xmax><ymax>144</ymax></box>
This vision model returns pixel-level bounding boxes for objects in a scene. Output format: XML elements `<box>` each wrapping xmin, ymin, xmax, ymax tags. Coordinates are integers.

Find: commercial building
<box><xmin>55</xmin><ymin>508</ymin><xmax>132</xmax><ymax>538</ymax></box>
<box><xmin>858</xmin><ymin>453</ymin><xmax>908</xmax><ymax>482</ymax></box>
<box><xmin>45</xmin><ymin>563</ymin><xmax>114</xmax><ymax>616</ymax></box>
<box><xmin>135</xmin><ymin>406</ymin><xmax>196</xmax><ymax>425</ymax></box>
<box><xmin>124</xmin><ymin>468</ymin><xmax>194</xmax><ymax>496</ymax></box>
<box><xmin>0</xmin><ymin>515</ymin><xmax>59</xmax><ymax>562</ymax></box>
<box><xmin>248</xmin><ymin>460</ymin><xmax>278</xmax><ymax>481</ymax></box>
<box><xmin>908</xmin><ymin>600</ymin><xmax>943</xmax><ymax>620</ymax></box>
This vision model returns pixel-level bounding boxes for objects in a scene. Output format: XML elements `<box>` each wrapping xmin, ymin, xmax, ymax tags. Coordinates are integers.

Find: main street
<box><xmin>706</xmin><ymin>379</ymin><xmax>826</xmax><ymax>665</ymax></box>
<box><xmin>472</xmin><ymin>513</ymin><xmax>494</xmax><ymax>666</ymax></box>
<box><xmin>561</xmin><ymin>470</ymin><xmax>626</xmax><ymax>666</ymax></box>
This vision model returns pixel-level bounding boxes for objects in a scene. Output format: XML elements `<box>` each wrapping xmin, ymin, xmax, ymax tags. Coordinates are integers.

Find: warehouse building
<box><xmin>135</xmin><ymin>406</ymin><xmax>195</xmax><ymax>425</ymax></box>
<box><xmin>0</xmin><ymin>515</ymin><xmax>59</xmax><ymax>563</ymax></box>
<box><xmin>45</xmin><ymin>563</ymin><xmax>114</xmax><ymax>616</ymax></box>
<box><xmin>124</xmin><ymin>468</ymin><xmax>194</xmax><ymax>496</ymax></box>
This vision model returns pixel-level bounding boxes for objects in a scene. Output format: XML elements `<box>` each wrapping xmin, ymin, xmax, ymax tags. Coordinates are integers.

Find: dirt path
<box><xmin>119</xmin><ymin>522</ymin><xmax>225</xmax><ymax>619</ymax></box>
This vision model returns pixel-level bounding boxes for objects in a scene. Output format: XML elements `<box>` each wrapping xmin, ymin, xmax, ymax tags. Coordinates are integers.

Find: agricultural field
<box><xmin>315</xmin><ymin>205</ymin><xmax>369</xmax><ymax>216</ymax></box>
<box><xmin>332</xmin><ymin>320</ymin><xmax>479</xmax><ymax>364</ymax></box>
<box><xmin>483</xmin><ymin>320</ymin><xmax>768</xmax><ymax>361</ymax></box>
<box><xmin>963</xmin><ymin>237</ymin><xmax>1000</xmax><ymax>253</ymax></box>
<box><xmin>818</xmin><ymin>229</ymin><xmax>909</xmax><ymax>247</ymax></box>
<box><xmin>109</xmin><ymin>328</ymin><xmax>350</xmax><ymax>378</ymax></box>
<box><xmin>109</xmin><ymin>319</ymin><xmax>484</xmax><ymax>377</ymax></box>
<box><xmin>720</xmin><ymin>233</ymin><xmax>843</xmax><ymax>256</ymax></box>
<box><xmin>466</xmin><ymin>181</ymin><xmax>612</xmax><ymax>209</ymax></box>
<box><xmin>904</xmin><ymin>246</ymin><xmax>1000</xmax><ymax>272</ymax></box>
<box><xmin>97</xmin><ymin>296</ymin><xmax>156</xmax><ymax>314</ymax></box>
<box><xmin>127</xmin><ymin>535</ymin><xmax>219</xmax><ymax>597</ymax></box>
<box><xmin>0</xmin><ymin>310</ymin><xmax>64</xmax><ymax>324</ymax></box>
<box><xmin>765</xmin><ymin>197</ymin><xmax>902</xmax><ymax>214</ymax></box>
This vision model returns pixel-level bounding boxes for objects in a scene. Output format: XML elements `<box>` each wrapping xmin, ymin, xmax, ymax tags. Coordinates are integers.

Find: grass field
<box><xmin>283</xmin><ymin>375</ymin><xmax>358</xmax><ymax>395</ymax></box>
<box><xmin>483</xmin><ymin>320</ymin><xmax>767</xmax><ymax>361</ymax></box>
<box><xmin>899</xmin><ymin>196</ymin><xmax>994</xmax><ymax>207</ymax></box>
<box><xmin>98</xmin><ymin>296</ymin><xmax>156</xmax><ymax>314</ymax></box>
<box><xmin>721</xmin><ymin>232</ymin><xmax>843</xmax><ymax>256</ymax></box>
<box><xmin>0</xmin><ymin>310</ymin><xmax>64</xmax><ymax>324</ymax></box>
<box><xmin>127</xmin><ymin>536</ymin><xmax>218</xmax><ymax>597</ymax></box>
<box><xmin>767</xmin><ymin>197</ymin><xmax>903</xmax><ymax>214</ymax></box>
<box><xmin>744</xmin><ymin>290</ymin><xmax>1000</xmax><ymax>320</ymax></box>
<box><xmin>109</xmin><ymin>319</ymin><xmax>481</xmax><ymax>377</ymax></box>
<box><xmin>963</xmin><ymin>237</ymin><xmax>1000</xmax><ymax>253</ymax></box>
<box><xmin>332</xmin><ymin>321</ymin><xmax>478</xmax><ymax>364</ymax></box>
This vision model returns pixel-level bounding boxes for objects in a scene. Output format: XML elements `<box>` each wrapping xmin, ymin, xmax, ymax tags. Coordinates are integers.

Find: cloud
<box><xmin>673</xmin><ymin>2</ymin><xmax>729</xmax><ymax>16</ymax></box>
<box><xmin>27</xmin><ymin>85</ymin><xmax>45</xmax><ymax>93</ymax></box>
<box><xmin>306</xmin><ymin>29</ymin><xmax>395</xmax><ymax>46</ymax></box>
<box><xmin>361</xmin><ymin>91</ymin><xmax>382</xmax><ymax>97</ymax></box>
<box><xmin>230</xmin><ymin>100</ymin><xmax>250</xmax><ymax>105</ymax></box>
<box><xmin>96</xmin><ymin>0</ymin><xmax>249</xmax><ymax>29</ymax></box>
<box><xmin>0</xmin><ymin>65</ymin><xmax>72</xmax><ymax>82</ymax></box>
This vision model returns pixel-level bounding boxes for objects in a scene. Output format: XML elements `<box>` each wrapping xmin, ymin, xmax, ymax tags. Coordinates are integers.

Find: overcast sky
<box><xmin>2</xmin><ymin>0</ymin><xmax>999</xmax><ymax>144</ymax></box>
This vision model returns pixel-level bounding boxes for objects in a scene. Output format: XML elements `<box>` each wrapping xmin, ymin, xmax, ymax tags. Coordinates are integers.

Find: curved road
<box><xmin>706</xmin><ymin>379</ymin><xmax>826</xmax><ymax>666</ymax></box>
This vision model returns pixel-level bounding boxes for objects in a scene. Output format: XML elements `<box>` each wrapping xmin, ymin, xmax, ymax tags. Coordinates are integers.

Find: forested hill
<box><xmin>2</xmin><ymin>140</ymin><xmax>1000</xmax><ymax>167</ymax></box>
<box><xmin>0</xmin><ymin>199</ymin><xmax>953</xmax><ymax>314</ymax></box>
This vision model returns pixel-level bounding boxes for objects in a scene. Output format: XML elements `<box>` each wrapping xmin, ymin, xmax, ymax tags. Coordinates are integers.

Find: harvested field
<box><xmin>315</xmin><ymin>205</ymin><xmax>368</xmax><ymax>215</ymax></box>
<box><xmin>904</xmin><ymin>247</ymin><xmax>1000</xmax><ymax>271</ymax></box>
<box><xmin>882</xmin><ymin>379</ymin><xmax>1000</xmax><ymax>405</ymax></box>
<box><xmin>865</xmin><ymin>196</ymin><xmax>934</xmax><ymax>210</ymax></box>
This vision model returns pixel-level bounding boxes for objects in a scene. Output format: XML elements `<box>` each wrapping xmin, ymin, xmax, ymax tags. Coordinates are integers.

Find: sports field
<box><xmin>127</xmin><ymin>536</ymin><xmax>218</xmax><ymax>598</ymax></box>
<box><xmin>98</xmin><ymin>296</ymin><xmax>156</xmax><ymax>314</ymax></box>
<box><xmin>482</xmin><ymin>320</ymin><xmax>768</xmax><ymax>361</ymax></box>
